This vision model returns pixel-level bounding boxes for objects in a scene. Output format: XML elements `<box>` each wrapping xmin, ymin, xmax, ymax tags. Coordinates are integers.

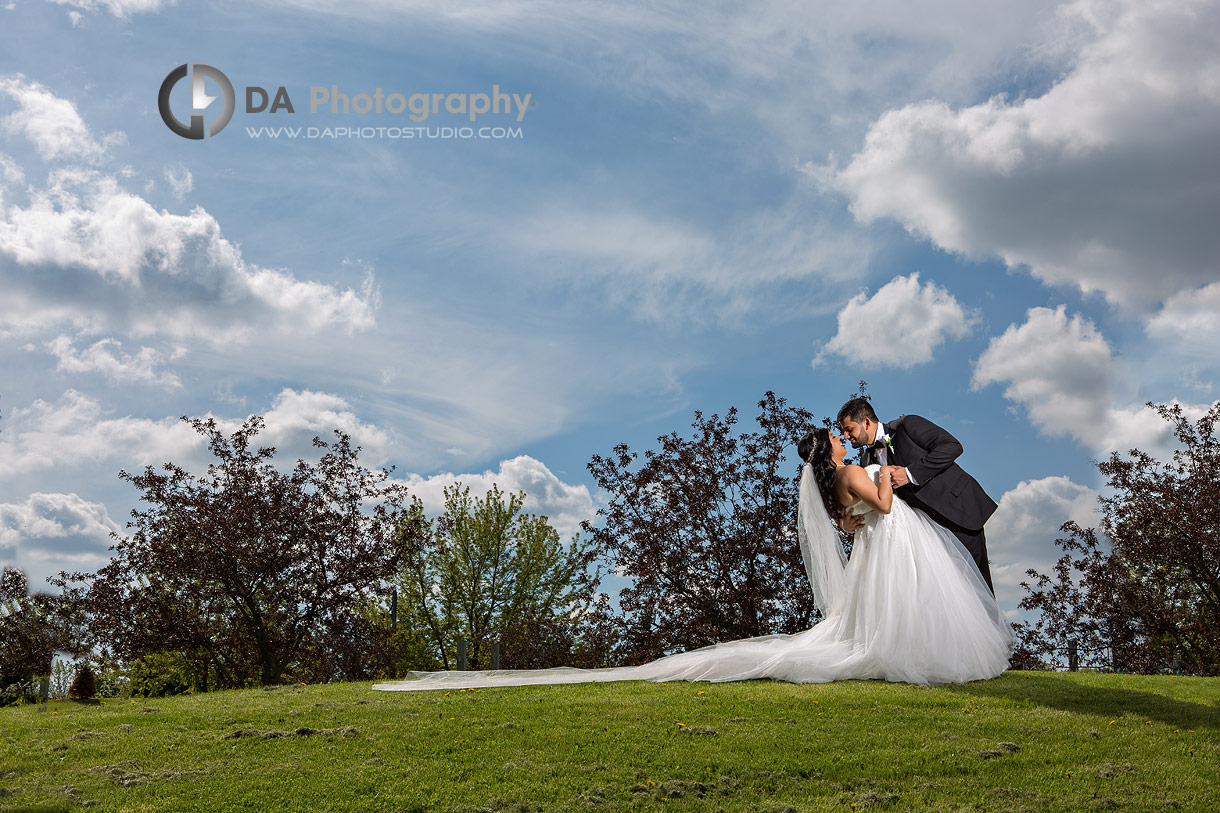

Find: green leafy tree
<box><xmin>398</xmin><ymin>483</ymin><xmax>603</xmax><ymax>670</ymax></box>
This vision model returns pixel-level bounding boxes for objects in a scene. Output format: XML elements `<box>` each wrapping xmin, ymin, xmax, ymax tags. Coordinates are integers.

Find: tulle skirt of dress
<box><xmin>372</xmin><ymin>499</ymin><xmax>1014</xmax><ymax>692</ymax></box>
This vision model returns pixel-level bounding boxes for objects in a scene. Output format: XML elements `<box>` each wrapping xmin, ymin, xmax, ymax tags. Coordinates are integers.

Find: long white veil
<box><xmin>373</xmin><ymin>460</ymin><xmax>1014</xmax><ymax>691</ymax></box>
<box><xmin>797</xmin><ymin>462</ymin><xmax>848</xmax><ymax>615</ymax></box>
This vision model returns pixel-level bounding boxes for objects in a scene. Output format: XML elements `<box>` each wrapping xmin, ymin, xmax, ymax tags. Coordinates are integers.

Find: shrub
<box><xmin>128</xmin><ymin>652</ymin><xmax>196</xmax><ymax>697</ymax></box>
<box><xmin>0</xmin><ymin>676</ymin><xmax>43</xmax><ymax>707</ymax></box>
<box><xmin>68</xmin><ymin>663</ymin><xmax>97</xmax><ymax>702</ymax></box>
<box><xmin>90</xmin><ymin>659</ymin><xmax>131</xmax><ymax>698</ymax></box>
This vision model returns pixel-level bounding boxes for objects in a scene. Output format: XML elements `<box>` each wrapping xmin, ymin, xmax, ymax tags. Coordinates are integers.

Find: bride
<box><xmin>372</xmin><ymin>427</ymin><xmax>1013</xmax><ymax>692</ymax></box>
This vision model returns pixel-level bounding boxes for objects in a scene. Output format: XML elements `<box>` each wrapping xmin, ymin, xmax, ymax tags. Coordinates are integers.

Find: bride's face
<box><xmin>830</xmin><ymin>433</ymin><xmax>849</xmax><ymax>464</ymax></box>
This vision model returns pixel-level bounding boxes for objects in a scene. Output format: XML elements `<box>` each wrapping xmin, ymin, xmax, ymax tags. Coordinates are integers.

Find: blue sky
<box><xmin>2</xmin><ymin>0</ymin><xmax>1218</xmax><ymax>623</ymax></box>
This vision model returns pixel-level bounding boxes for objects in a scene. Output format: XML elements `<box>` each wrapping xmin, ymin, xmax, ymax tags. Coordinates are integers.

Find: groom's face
<box><xmin>839</xmin><ymin>416</ymin><xmax>876</xmax><ymax>449</ymax></box>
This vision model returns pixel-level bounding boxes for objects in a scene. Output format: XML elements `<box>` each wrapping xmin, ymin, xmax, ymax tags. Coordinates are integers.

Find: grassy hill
<box><xmin>1</xmin><ymin>671</ymin><xmax>1216</xmax><ymax>811</ymax></box>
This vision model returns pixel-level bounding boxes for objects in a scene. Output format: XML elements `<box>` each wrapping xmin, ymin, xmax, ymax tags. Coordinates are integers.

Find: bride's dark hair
<box><xmin>798</xmin><ymin>427</ymin><xmax>840</xmax><ymax>519</ymax></box>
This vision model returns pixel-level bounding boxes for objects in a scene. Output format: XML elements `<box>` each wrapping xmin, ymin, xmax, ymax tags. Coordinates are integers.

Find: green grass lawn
<box><xmin>1</xmin><ymin>671</ymin><xmax>1216</xmax><ymax>812</ymax></box>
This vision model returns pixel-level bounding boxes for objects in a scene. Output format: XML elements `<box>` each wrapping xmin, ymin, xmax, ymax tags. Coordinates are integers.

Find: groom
<box><xmin>837</xmin><ymin>397</ymin><xmax>996</xmax><ymax>593</ymax></box>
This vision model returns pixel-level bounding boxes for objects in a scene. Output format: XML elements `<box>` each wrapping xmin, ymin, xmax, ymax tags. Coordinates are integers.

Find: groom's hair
<box><xmin>837</xmin><ymin>397</ymin><xmax>878</xmax><ymax>426</ymax></box>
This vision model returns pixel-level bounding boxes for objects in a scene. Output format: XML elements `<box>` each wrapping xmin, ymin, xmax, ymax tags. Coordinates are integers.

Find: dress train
<box><xmin>372</xmin><ymin>467</ymin><xmax>1012</xmax><ymax>692</ymax></box>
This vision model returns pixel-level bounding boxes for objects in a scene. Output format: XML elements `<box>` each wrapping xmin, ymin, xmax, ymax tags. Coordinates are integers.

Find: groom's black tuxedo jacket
<box><xmin>861</xmin><ymin>415</ymin><xmax>997</xmax><ymax>533</ymax></box>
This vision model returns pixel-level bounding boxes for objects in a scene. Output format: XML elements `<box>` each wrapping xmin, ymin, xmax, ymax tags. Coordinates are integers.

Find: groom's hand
<box><xmin>885</xmin><ymin>466</ymin><xmax>911</xmax><ymax>487</ymax></box>
<box><xmin>839</xmin><ymin>509</ymin><xmax>865</xmax><ymax>533</ymax></box>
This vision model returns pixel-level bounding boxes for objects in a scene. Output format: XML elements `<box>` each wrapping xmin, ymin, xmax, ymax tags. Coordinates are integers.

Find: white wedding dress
<box><xmin>372</xmin><ymin>465</ymin><xmax>1013</xmax><ymax>692</ymax></box>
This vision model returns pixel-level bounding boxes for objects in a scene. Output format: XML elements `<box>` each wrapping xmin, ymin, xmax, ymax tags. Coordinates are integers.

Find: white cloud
<box><xmin>988</xmin><ymin>475</ymin><xmax>1099</xmax><ymax>617</ymax></box>
<box><xmin>1145</xmin><ymin>281</ymin><xmax>1220</xmax><ymax>358</ymax></box>
<box><xmin>0</xmin><ymin>151</ymin><xmax>23</xmax><ymax>188</ymax></box>
<box><xmin>973</xmin><ymin>305</ymin><xmax>1220</xmax><ymax>459</ymax></box>
<box><xmin>1138</xmin><ymin>281</ymin><xmax>1220</xmax><ymax>397</ymax></box>
<box><xmin>46</xmin><ymin>334</ymin><xmax>182</xmax><ymax>389</ymax></box>
<box><xmin>0</xmin><ymin>75</ymin><xmax>116</xmax><ymax>161</ymax></box>
<box><xmin>1100</xmin><ymin>399</ymin><xmax>1219</xmax><ymax>462</ymax></box>
<box><xmin>0</xmin><ymin>388</ymin><xmax>594</xmax><ymax>586</ymax></box>
<box><xmin>253</xmin><ymin>388</ymin><xmax>396</xmax><ymax>467</ymax></box>
<box><xmin>0</xmin><ymin>78</ymin><xmax>379</xmax><ymax>344</ymax></box>
<box><xmin>399</xmin><ymin>456</ymin><xmax>596</xmax><ymax>540</ymax></box>
<box><xmin>163</xmin><ymin>165</ymin><xmax>193</xmax><ymax>200</ymax></box>
<box><xmin>0</xmin><ymin>492</ymin><xmax>119</xmax><ymax>547</ymax></box>
<box><xmin>0</xmin><ymin>492</ymin><xmax>121</xmax><ymax>588</ymax></box>
<box><xmin>498</xmin><ymin>200</ymin><xmax>870</xmax><ymax>325</ymax></box>
<box><xmin>972</xmin><ymin>306</ymin><xmax>1113</xmax><ymax>442</ymax></box>
<box><xmin>0</xmin><ymin>390</ymin><xmax>204</xmax><ymax>480</ymax></box>
<box><xmin>257</xmin><ymin>0</ymin><xmax>1060</xmax><ymax>159</ymax></box>
<box><xmin>814</xmin><ymin>273</ymin><xmax>974</xmax><ymax>368</ymax></box>
<box><xmin>0</xmin><ymin>166</ymin><xmax>379</xmax><ymax>341</ymax></box>
<box><xmin>45</xmin><ymin>0</ymin><xmax>170</xmax><ymax>18</ymax></box>
<box><xmin>834</xmin><ymin>0</ymin><xmax>1220</xmax><ymax>309</ymax></box>
<box><xmin>229</xmin><ymin>1</ymin><xmax>1062</xmax><ymax>326</ymax></box>
<box><xmin>246</xmin><ymin>266</ymin><xmax>380</xmax><ymax>334</ymax></box>
<box><xmin>0</xmin><ymin>387</ymin><xmax>400</xmax><ymax>481</ymax></box>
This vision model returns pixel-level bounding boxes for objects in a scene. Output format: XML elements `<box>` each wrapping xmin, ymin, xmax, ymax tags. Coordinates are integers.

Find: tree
<box><xmin>1018</xmin><ymin>401</ymin><xmax>1220</xmax><ymax>675</ymax></box>
<box><xmin>496</xmin><ymin>591</ymin><xmax>622</xmax><ymax>669</ymax></box>
<box><xmin>398</xmin><ymin>483</ymin><xmax>604</xmax><ymax>670</ymax></box>
<box><xmin>68</xmin><ymin>663</ymin><xmax>97</xmax><ymax>702</ymax></box>
<box><xmin>0</xmin><ymin>567</ymin><xmax>65</xmax><ymax>704</ymax></box>
<box><xmin>58</xmin><ymin>416</ymin><xmax>426</xmax><ymax>687</ymax></box>
<box><xmin>582</xmin><ymin>391</ymin><xmax>818</xmax><ymax>664</ymax></box>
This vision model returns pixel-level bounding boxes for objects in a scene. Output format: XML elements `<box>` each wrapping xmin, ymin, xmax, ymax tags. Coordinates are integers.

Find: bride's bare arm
<box><xmin>841</xmin><ymin>465</ymin><xmax>893</xmax><ymax>514</ymax></box>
